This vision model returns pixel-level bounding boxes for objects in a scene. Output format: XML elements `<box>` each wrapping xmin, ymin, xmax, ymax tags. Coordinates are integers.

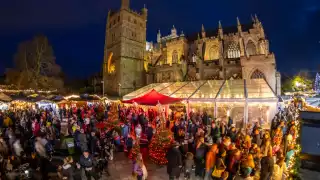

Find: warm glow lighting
<box><xmin>107</xmin><ymin>52</ymin><xmax>115</xmax><ymax>74</ymax></box>
<box><xmin>65</xmin><ymin>95</ymin><xmax>80</xmax><ymax>100</ymax></box>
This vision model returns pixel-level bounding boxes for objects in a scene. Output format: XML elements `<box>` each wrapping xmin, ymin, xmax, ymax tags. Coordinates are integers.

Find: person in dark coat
<box><xmin>166</xmin><ymin>142</ymin><xmax>182</xmax><ymax>180</ymax></box>
<box><xmin>79</xmin><ymin>151</ymin><xmax>98</xmax><ymax>180</ymax></box>
<box><xmin>252</xmin><ymin>128</ymin><xmax>262</xmax><ymax>147</ymax></box>
<box><xmin>260</xmin><ymin>150</ymin><xmax>274</xmax><ymax>180</ymax></box>
<box><xmin>194</xmin><ymin>137</ymin><xmax>207</xmax><ymax>178</ymax></box>
<box><xmin>89</xmin><ymin>131</ymin><xmax>98</xmax><ymax>155</ymax></box>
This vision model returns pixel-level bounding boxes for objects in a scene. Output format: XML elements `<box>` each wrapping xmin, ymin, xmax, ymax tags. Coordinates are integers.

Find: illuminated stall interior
<box><xmin>123</xmin><ymin>79</ymin><xmax>278</xmax><ymax>128</ymax></box>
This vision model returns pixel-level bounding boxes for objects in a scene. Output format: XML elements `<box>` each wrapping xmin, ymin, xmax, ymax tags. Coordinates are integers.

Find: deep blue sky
<box><xmin>0</xmin><ymin>0</ymin><xmax>319</xmax><ymax>78</ymax></box>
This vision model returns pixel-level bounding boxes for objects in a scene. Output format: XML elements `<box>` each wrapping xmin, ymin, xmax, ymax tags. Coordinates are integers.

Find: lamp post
<box><xmin>118</xmin><ymin>83</ymin><xmax>122</xmax><ymax>97</ymax></box>
<box><xmin>101</xmin><ymin>81</ymin><xmax>104</xmax><ymax>97</ymax></box>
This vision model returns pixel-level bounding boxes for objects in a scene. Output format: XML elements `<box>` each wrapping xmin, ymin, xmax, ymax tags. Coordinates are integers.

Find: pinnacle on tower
<box><xmin>218</xmin><ymin>21</ymin><xmax>222</xmax><ymax>29</ymax></box>
<box><xmin>201</xmin><ymin>24</ymin><xmax>206</xmax><ymax>38</ymax></box>
<box><xmin>237</xmin><ymin>17</ymin><xmax>241</xmax><ymax>26</ymax></box>
<box><xmin>157</xmin><ymin>29</ymin><xmax>161</xmax><ymax>43</ymax></box>
<box><xmin>181</xmin><ymin>30</ymin><xmax>185</xmax><ymax>37</ymax></box>
<box><xmin>121</xmin><ymin>0</ymin><xmax>130</xmax><ymax>10</ymax></box>
<box><xmin>218</xmin><ymin>21</ymin><xmax>223</xmax><ymax>39</ymax></box>
<box><xmin>251</xmin><ymin>14</ymin><xmax>256</xmax><ymax>23</ymax></box>
<box><xmin>255</xmin><ymin>14</ymin><xmax>260</xmax><ymax>23</ymax></box>
<box><xmin>237</xmin><ymin>17</ymin><xmax>242</xmax><ymax>33</ymax></box>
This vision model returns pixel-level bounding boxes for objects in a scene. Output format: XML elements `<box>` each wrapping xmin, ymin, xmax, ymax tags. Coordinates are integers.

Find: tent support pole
<box><xmin>214</xmin><ymin>100</ymin><xmax>217</xmax><ymax>119</ymax></box>
<box><xmin>244</xmin><ymin>79</ymin><xmax>248</xmax><ymax>128</ymax></box>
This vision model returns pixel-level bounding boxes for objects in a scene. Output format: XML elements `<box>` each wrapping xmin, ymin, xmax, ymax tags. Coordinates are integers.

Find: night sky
<box><xmin>0</xmin><ymin>0</ymin><xmax>319</xmax><ymax>78</ymax></box>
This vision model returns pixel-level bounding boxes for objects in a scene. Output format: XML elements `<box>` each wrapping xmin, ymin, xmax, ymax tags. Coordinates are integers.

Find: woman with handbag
<box><xmin>132</xmin><ymin>153</ymin><xmax>147</xmax><ymax>180</ymax></box>
<box><xmin>212</xmin><ymin>149</ymin><xmax>227</xmax><ymax>179</ymax></box>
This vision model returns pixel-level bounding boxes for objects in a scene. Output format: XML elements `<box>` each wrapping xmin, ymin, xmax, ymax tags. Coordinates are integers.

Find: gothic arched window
<box><xmin>246</xmin><ymin>40</ymin><xmax>257</xmax><ymax>56</ymax></box>
<box><xmin>251</xmin><ymin>69</ymin><xmax>266</xmax><ymax>79</ymax></box>
<box><xmin>209</xmin><ymin>46</ymin><xmax>219</xmax><ymax>60</ymax></box>
<box><xmin>227</xmin><ymin>42</ymin><xmax>240</xmax><ymax>58</ymax></box>
<box><xmin>172</xmin><ymin>50</ymin><xmax>178</xmax><ymax>64</ymax></box>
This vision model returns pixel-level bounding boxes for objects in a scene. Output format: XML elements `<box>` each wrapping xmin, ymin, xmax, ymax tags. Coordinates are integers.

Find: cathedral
<box><xmin>103</xmin><ymin>0</ymin><xmax>281</xmax><ymax>96</ymax></box>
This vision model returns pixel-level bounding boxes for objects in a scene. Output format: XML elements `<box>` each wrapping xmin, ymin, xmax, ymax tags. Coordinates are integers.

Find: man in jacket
<box><xmin>166</xmin><ymin>142</ymin><xmax>182</xmax><ymax>180</ymax></box>
<box><xmin>79</xmin><ymin>151</ymin><xmax>98</xmax><ymax>180</ymax></box>
<box><xmin>260</xmin><ymin>150</ymin><xmax>274</xmax><ymax>180</ymax></box>
<box><xmin>204</xmin><ymin>144</ymin><xmax>218</xmax><ymax>180</ymax></box>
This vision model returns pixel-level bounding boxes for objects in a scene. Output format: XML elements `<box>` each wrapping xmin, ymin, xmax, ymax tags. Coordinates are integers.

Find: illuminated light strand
<box><xmin>286</xmin><ymin>110</ymin><xmax>301</xmax><ymax>178</ymax></box>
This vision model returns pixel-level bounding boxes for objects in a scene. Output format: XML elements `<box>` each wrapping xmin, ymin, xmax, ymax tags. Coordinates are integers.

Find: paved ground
<box><xmin>107</xmin><ymin>152</ymin><xmax>169</xmax><ymax>180</ymax></box>
<box><xmin>106</xmin><ymin>152</ymin><xmax>199</xmax><ymax>180</ymax></box>
<box><xmin>300</xmin><ymin>169</ymin><xmax>320</xmax><ymax>180</ymax></box>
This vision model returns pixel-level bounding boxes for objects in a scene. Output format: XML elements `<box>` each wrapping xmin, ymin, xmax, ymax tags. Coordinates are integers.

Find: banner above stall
<box><xmin>122</xmin><ymin>89</ymin><xmax>181</xmax><ymax>106</ymax></box>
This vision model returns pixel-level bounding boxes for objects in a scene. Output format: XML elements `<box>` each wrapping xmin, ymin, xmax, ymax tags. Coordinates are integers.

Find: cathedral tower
<box><xmin>103</xmin><ymin>0</ymin><xmax>147</xmax><ymax>96</ymax></box>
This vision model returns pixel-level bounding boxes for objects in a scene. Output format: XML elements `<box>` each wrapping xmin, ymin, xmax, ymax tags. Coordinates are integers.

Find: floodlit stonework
<box><xmin>103</xmin><ymin>0</ymin><xmax>280</xmax><ymax>96</ymax></box>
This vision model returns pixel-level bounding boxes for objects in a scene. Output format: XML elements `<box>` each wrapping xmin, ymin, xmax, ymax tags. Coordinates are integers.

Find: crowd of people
<box><xmin>0</xmin><ymin>104</ymin><xmax>118</xmax><ymax>180</ymax></box>
<box><xmin>165</xmin><ymin>104</ymin><xmax>299</xmax><ymax>180</ymax></box>
<box><xmin>0</xmin><ymin>100</ymin><xmax>300</xmax><ymax>180</ymax></box>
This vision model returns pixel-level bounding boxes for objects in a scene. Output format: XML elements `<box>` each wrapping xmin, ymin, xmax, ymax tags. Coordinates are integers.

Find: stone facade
<box><xmin>103</xmin><ymin>0</ymin><xmax>280</xmax><ymax>96</ymax></box>
<box><xmin>103</xmin><ymin>0</ymin><xmax>147</xmax><ymax>96</ymax></box>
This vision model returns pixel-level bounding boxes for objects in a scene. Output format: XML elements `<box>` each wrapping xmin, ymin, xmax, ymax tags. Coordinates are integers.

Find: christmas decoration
<box><xmin>149</xmin><ymin>128</ymin><xmax>173</xmax><ymax>165</ymax></box>
<box><xmin>315</xmin><ymin>72</ymin><xmax>320</xmax><ymax>94</ymax></box>
<box><xmin>286</xmin><ymin>110</ymin><xmax>301</xmax><ymax>179</ymax></box>
<box><xmin>129</xmin><ymin>138</ymin><xmax>140</xmax><ymax>159</ymax></box>
<box><xmin>135</xmin><ymin>124</ymin><xmax>142</xmax><ymax>138</ymax></box>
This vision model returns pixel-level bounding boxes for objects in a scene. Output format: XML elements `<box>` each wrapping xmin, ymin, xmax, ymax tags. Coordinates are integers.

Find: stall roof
<box><xmin>123</xmin><ymin>79</ymin><xmax>278</xmax><ymax>102</ymax></box>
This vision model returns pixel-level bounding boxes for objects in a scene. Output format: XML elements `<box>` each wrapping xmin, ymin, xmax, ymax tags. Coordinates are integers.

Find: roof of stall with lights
<box><xmin>123</xmin><ymin>79</ymin><xmax>278</xmax><ymax>103</ymax></box>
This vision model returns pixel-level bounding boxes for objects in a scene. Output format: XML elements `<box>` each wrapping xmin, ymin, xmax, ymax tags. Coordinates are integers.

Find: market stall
<box><xmin>123</xmin><ymin>79</ymin><xmax>278</xmax><ymax>128</ymax></box>
<box><xmin>0</xmin><ymin>92</ymin><xmax>12</xmax><ymax>110</ymax></box>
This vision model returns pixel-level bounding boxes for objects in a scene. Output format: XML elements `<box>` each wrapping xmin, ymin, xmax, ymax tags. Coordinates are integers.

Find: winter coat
<box><xmin>78</xmin><ymin>133</ymin><xmax>88</xmax><ymax>151</ymax></box>
<box><xmin>166</xmin><ymin>147</ymin><xmax>182</xmax><ymax>176</ymax></box>
<box><xmin>252</xmin><ymin>134</ymin><xmax>262</xmax><ymax>147</ymax></box>
<box><xmin>62</xmin><ymin>163</ymin><xmax>74</xmax><ymax>180</ymax></box>
<box><xmin>185</xmin><ymin>158</ymin><xmax>194</xmax><ymax>172</ymax></box>
<box><xmin>205</xmin><ymin>144</ymin><xmax>217</xmax><ymax>171</ymax></box>
<box><xmin>272</xmin><ymin>162</ymin><xmax>287</xmax><ymax>180</ymax></box>
<box><xmin>260</xmin><ymin>156</ymin><xmax>274</xmax><ymax>180</ymax></box>
<box><xmin>79</xmin><ymin>155</ymin><xmax>95</xmax><ymax>168</ymax></box>
<box><xmin>46</xmin><ymin>126</ymin><xmax>56</xmax><ymax>140</ymax></box>
<box><xmin>35</xmin><ymin>140</ymin><xmax>46</xmax><ymax>157</ymax></box>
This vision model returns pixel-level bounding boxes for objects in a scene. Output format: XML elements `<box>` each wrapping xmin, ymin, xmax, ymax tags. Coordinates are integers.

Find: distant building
<box><xmin>103</xmin><ymin>0</ymin><xmax>280</xmax><ymax>96</ymax></box>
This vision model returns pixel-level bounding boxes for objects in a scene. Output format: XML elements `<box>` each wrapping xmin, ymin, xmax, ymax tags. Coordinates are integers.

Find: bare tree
<box><xmin>6</xmin><ymin>35</ymin><xmax>64</xmax><ymax>90</ymax></box>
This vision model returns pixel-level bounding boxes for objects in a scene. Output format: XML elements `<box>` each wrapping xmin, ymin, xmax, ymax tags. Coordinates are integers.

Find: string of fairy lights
<box><xmin>286</xmin><ymin>112</ymin><xmax>301</xmax><ymax>177</ymax></box>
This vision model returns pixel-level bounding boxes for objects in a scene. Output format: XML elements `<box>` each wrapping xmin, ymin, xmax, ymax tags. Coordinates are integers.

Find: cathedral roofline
<box><xmin>186</xmin><ymin>23</ymin><xmax>254</xmax><ymax>42</ymax></box>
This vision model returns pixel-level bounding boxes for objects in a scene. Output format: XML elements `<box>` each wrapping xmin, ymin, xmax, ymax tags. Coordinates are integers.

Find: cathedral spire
<box><xmin>141</xmin><ymin>4</ymin><xmax>148</xmax><ymax>19</ymax></box>
<box><xmin>237</xmin><ymin>17</ymin><xmax>242</xmax><ymax>33</ymax></box>
<box><xmin>157</xmin><ymin>29</ymin><xmax>161</xmax><ymax>43</ymax></box>
<box><xmin>251</xmin><ymin>14</ymin><xmax>256</xmax><ymax>23</ymax></box>
<box><xmin>201</xmin><ymin>24</ymin><xmax>206</xmax><ymax>38</ymax></box>
<box><xmin>255</xmin><ymin>14</ymin><xmax>260</xmax><ymax>23</ymax></box>
<box><xmin>237</xmin><ymin>17</ymin><xmax>241</xmax><ymax>26</ymax></box>
<box><xmin>218</xmin><ymin>21</ymin><xmax>223</xmax><ymax>39</ymax></box>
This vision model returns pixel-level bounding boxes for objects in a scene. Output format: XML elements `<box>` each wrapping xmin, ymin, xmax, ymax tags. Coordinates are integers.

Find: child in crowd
<box><xmin>184</xmin><ymin>152</ymin><xmax>194</xmax><ymax>180</ymax></box>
